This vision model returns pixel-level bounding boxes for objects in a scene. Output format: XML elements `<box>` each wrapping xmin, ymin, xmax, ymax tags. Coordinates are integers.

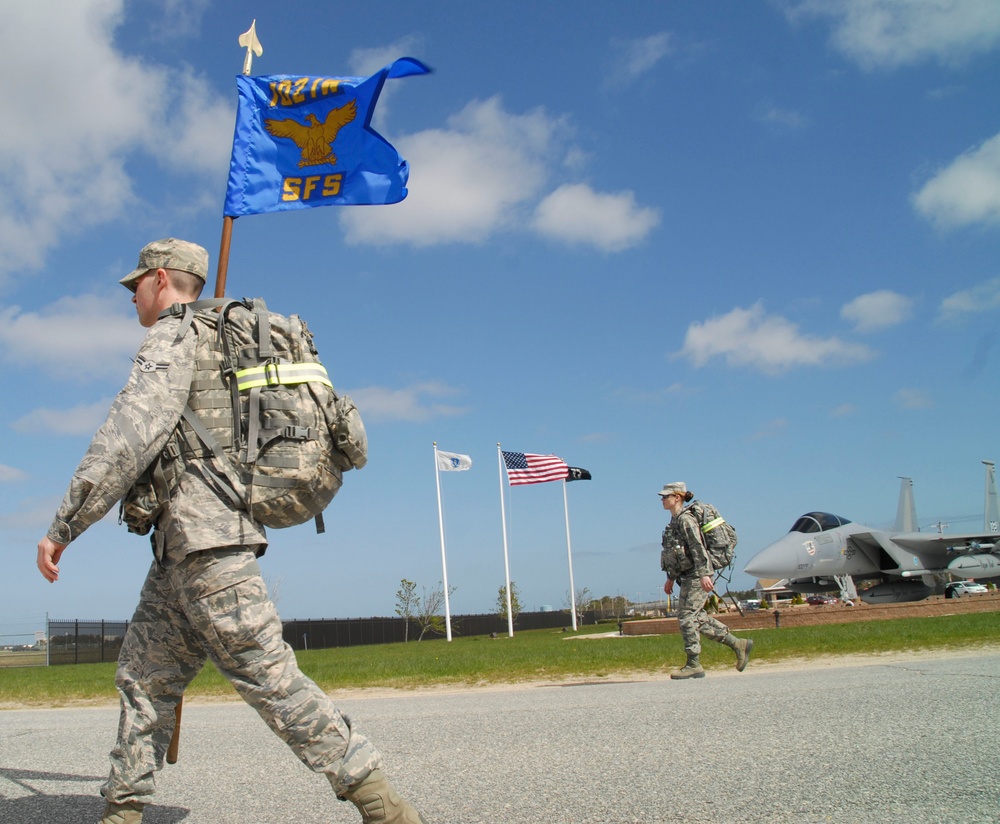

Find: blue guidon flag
<box><xmin>224</xmin><ymin>57</ymin><xmax>431</xmax><ymax>217</ymax></box>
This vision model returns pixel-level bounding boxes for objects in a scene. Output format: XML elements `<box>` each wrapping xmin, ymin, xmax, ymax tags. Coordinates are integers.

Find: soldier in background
<box><xmin>658</xmin><ymin>481</ymin><xmax>753</xmax><ymax>679</ymax></box>
<box><xmin>35</xmin><ymin>238</ymin><xmax>426</xmax><ymax>824</ymax></box>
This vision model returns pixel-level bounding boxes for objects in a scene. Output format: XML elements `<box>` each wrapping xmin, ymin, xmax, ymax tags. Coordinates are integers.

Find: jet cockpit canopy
<box><xmin>788</xmin><ymin>512</ymin><xmax>852</xmax><ymax>534</ymax></box>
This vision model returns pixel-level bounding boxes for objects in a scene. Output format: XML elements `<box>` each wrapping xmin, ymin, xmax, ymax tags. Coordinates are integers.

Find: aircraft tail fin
<box><xmin>895</xmin><ymin>476</ymin><xmax>917</xmax><ymax>532</ymax></box>
<box><xmin>984</xmin><ymin>461</ymin><xmax>999</xmax><ymax>534</ymax></box>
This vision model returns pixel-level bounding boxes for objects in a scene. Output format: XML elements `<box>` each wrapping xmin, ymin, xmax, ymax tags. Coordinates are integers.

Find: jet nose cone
<box><xmin>744</xmin><ymin>537</ymin><xmax>797</xmax><ymax>578</ymax></box>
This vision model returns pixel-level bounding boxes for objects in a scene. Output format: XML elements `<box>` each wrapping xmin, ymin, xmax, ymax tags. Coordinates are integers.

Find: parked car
<box><xmin>945</xmin><ymin>581</ymin><xmax>988</xmax><ymax>598</ymax></box>
<box><xmin>806</xmin><ymin>594</ymin><xmax>838</xmax><ymax>605</ymax></box>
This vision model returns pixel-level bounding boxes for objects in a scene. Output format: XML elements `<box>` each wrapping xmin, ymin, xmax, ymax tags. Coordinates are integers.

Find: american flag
<box><xmin>501</xmin><ymin>451</ymin><xmax>569</xmax><ymax>486</ymax></box>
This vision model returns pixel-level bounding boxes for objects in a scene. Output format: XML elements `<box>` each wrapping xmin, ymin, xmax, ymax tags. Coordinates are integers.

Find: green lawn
<box><xmin>1</xmin><ymin>613</ymin><xmax>997</xmax><ymax>708</ymax></box>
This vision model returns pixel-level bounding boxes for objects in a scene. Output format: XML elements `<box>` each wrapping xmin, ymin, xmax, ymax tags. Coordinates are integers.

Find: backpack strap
<box><xmin>179</xmin><ymin>406</ymin><xmax>245</xmax><ymax>512</ymax></box>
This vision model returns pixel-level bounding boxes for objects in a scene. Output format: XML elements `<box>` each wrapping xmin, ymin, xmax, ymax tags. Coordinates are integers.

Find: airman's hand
<box><xmin>37</xmin><ymin>536</ymin><xmax>66</xmax><ymax>583</ymax></box>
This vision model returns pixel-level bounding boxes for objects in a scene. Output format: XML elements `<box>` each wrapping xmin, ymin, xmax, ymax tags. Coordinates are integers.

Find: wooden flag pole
<box><xmin>167</xmin><ymin>21</ymin><xmax>261</xmax><ymax>767</ymax></box>
<box><xmin>214</xmin><ymin>215</ymin><xmax>234</xmax><ymax>298</ymax></box>
<box><xmin>212</xmin><ymin>19</ymin><xmax>260</xmax><ymax>300</ymax></box>
<box><xmin>166</xmin><ymin>700</ymin><xmax>183</xmax><ymax>764</ymax></box>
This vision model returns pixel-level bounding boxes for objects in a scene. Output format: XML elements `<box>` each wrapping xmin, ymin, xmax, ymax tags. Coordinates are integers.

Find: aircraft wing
<box><xmin>892</xmin><ymin>531</ymin><xmax>998</xmax><ymax>553</ymax></box>
<box><xmin>890</xmin><ymin>531</ymin><xmax>999</xmax><ymax>577</ymax></box>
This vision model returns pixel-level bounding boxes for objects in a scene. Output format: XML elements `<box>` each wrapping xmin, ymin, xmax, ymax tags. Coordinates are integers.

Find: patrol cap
<box><xmin>658</xmin><ymin>481</ymin><xmax>687</xmax><ymax>497</ymax></box>
<box><xmin>120</xmin><ymin>238</ymin><xmax>209</xmax><ymax>290</ymax></box>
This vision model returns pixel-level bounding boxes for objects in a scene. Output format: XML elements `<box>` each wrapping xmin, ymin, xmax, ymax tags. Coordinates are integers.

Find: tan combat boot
<box><xmin>98</xmin><ymin>800</ymin><xmax>143</xmax><ymax>823</ymax></box>
<box><xmin>722</xmin><ymin>633</ymin><xmax>754</xmax><ymax>672</ymax></box>
<box><xmin>343</xmin><ymin>769</ymin><xmax>427</xmax><ymax>823</ymax></box>
<box><xmin>670</xmin><ymin>654</ymin><xmax>705</xmax><ymax>679</ymax></box>
<box><xmin>733</xmin><ymin>637</ymin><xmax>754</xmax><ymax>672</ymax></box>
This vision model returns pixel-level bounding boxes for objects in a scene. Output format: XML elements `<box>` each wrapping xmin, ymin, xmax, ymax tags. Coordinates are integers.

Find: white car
<box><xmin>945</xmin><ymin>581</ymin><xmax>988</xmax><ymax>598</ymax></box>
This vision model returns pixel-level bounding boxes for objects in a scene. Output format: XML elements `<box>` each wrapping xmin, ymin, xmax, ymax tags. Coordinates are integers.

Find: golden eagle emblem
<box><xmin>264</xmin><ymin>99</ymin><xmax>358</xmax><ymax>167</ymax></box>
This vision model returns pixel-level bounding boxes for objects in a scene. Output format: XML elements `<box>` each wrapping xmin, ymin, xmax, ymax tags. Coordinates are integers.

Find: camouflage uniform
<box><xmin>47</xmin><ymin>310</ymin><xmax>380</xmax><ymax>806</ymax></box>
<box><xmin>660</xmin><ymin>509</ymin><xmax>729</xmax><ymax>655</ymax></box>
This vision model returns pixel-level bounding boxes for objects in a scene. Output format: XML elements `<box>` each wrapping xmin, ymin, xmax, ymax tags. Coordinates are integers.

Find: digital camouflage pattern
<box><xmin>661</xmin><ymin>507</ymin><xmax>730</xmax><ymax>656</ymax></box>
<box><xmin>163</xmin><ymin>298</ymin><xmax>367</xmax><ymax>531</ymax></box>
<box><xmin>48</xmin><ymin>300</ymin><xmax>381</xmax><ymax>809</ymax></box>
<box><xmin>685</xmin><ymin>500</ymin><xmax>738</xmax><ymax>570</ymax></box>
<box><xmin>104</xmin><ymin>549</ymin><xmax>380</xmax><ymax>804</ymax></box>
<box><xmin>48</xmin><ymin>314</ymin><xmax>265</xmax><ymax>557</ymax></box>
<box><xmin>674</xmin><ymin>576</ymin><xmax>731</xmax><ymax>656</ymax></box>
<box><xmin>119</xmin><ymin>237</ymin><xmax>209</xmax><ymax>289</ymax></box>
<box><xmin>659</xmin><ymin>508</ymin><xmax>712</xmax><ymax>580</ymax></box>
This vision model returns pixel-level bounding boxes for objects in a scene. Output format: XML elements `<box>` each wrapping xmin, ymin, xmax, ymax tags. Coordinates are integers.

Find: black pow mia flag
<box><xmin>566</xmin><ymin>467</ymin><xmax>592</xmax><ymax>482</ymax></box>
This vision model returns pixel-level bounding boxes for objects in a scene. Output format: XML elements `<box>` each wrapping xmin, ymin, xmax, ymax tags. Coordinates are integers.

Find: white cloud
<box><xmin>532</xmin><ymin>184</ymin><xmax>660</xmax><ymax>251</ymax></box>
<box><xmin>783</xmin><ymin>0</ymin><xmax>1000</xmax><ymax>69</ymax></box>
<box><xmin>0</xmin><ymin>294</ymin><xmax>144</xmax><ymax>383</ymax></box>
<box><xmin>0</xmin><ymin>465</ymin><xmax>27</xmax><ymax>483</ymax></box>
<box><xmin>830</xmin><ymin>403</ymin><xmax>858</xmax><ymax>417</ymax></box>
<box><xmin>913</xmin><ymin>133</ymin><xmax>1000</xmax><ymax>228</ymax></box>
<box><xmin>676</xmin><ymin>302</ymin><xmax>873</xmax><ymax>374</ymax></box>
<box><xmin>0</xmin><ymin>2</ymin><xmax>231</xmax><ymax>281</ymax></box>
<box><xmin>349</xmin><ymin>381</ymin><xmax>469</xmax><ymax>422</ymax></box>
<box><xmin>11</xmin><ymin>398</ymin><xmax>115</xmax><ymax>436</ymax></box>
<box><xmin>895</xmin><ymin>387</ymin><xmax>933</xmax><ymax>409</ymax></box>
<box><xmin>341</xmin><ymin>97</ymin><xmax>556</xmax><ymax>246</ymax></box>
<box><xmin>938</xmin><ymin>276</ymin><xmax>1000</xmax><ymax>322</ymax></box>
<box><xmin>755</xmin><ymin>103</ymin><xmax>809</xmax><ymax>130</ymax></box>
<box><xmin>841</xmin><ymin>290</ymin><xmax>914</xmax><ymax>331</ymax></box>
<box><xmin>750</xmin><ymin>418</ymin><xmax>789</xmax><ymax>441</ymax></box>
<box><xmin>609</xmin><ymin>33</ymin><xmax>675</xmax><ymax>84</ymax></box>
<box><xmin>340</xmin><ymin>97</ymin><xmax>658</xmax><ymax>252</ymax></box>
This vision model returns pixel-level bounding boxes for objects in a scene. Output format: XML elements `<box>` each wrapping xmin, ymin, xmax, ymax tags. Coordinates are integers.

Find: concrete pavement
<box><xmin>1</xmin><ymin>651</ymin><xmax>998</xmax><ymax>823</ymax></box>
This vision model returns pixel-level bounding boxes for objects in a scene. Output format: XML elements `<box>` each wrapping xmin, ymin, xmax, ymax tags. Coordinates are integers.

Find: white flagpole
<box><xmin>563</xmin><ymin>480</ymin><xmax>578</xmax><ymax>631</ymax></box>
<box><xmin>433</xmin><ymin>443</ymin><xmax>453</xmax><ymax>641</ymax></box>
<box><xmin>497</xmin><ymin>443</ymin><xmax>514</xmax><ymax>637</ymax></box>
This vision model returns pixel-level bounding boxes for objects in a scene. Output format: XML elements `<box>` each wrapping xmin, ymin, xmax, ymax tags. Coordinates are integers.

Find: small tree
<box><xmin>395</xmin><ymin>578</ymin><xmax>418</xmax><ymax>642</ymax></box>
<box><xmin>564</xmin><ymin>586</ymin><xmax>592</xmax><ymax>626</ymax></box>
<box><xmin>414</xmin><ymin>582</ymin><xmax>457</xmax><ymax>641</ymax></box>
<box><xmin>497</xmin><ymin>581</ymin><xmax>522</xmax><ymax>626</ymax></box>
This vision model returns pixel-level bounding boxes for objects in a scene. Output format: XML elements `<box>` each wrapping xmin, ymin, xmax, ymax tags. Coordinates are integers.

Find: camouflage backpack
<box><xmin>156</xmin><ymin>297</ymin><xmax>366</xmax><ymax>533</ymax></box>
<box><xmin>686</xmin><ymin>500</ymin><xmax>738</xmax><ymax>572</ymax></box>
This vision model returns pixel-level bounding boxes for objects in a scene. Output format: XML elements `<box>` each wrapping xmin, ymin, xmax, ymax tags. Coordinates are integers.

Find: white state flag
<box><xmin>437</xmin><ymin>450</ymin><xmax>473</xmax><ymax>471</ymax></box>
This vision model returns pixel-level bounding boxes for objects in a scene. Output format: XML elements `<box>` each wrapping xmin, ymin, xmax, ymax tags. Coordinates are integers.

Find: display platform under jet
<box><xmin>743</xmin><ymin>461</ymin><xmax>1000</xmax><ymax>604</ymax></box>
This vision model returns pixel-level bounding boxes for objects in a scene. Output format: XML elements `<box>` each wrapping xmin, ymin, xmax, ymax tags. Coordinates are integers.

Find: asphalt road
<box><xmin>1</xmin><ymin>651</ymin><xmax>998</xmax><ymax>823</ymax></box>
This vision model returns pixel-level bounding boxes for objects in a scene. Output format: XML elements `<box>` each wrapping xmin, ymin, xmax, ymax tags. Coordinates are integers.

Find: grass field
<box><xmin>1</xmin><ymin>612</ymin><xmax>997</xmax><ymax>709</ymax></box>
<box><xmin>0</xmin><ymin>650</ymin><xmax>46</xmax><ymax>668</ymax></box>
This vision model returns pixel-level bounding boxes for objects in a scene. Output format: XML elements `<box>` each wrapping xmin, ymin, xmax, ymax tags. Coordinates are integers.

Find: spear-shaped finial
<box><xmin>238</xmin><ymin>19</ymin><xmax>263</xmax><ymax>75</ymax></box>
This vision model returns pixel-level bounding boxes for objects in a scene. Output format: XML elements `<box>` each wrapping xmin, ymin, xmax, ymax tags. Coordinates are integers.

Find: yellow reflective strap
<box><xmin>702</xmin><ymin>517</ymin><xmax>725</xmax><ymax>534</ymax></box>
<box><xmin>235</xmin><ymin>361</ymin><xmax>332</xmax><ymax>391</ymax></box>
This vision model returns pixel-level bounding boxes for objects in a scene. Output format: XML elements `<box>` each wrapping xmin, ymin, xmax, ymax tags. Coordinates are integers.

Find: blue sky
<box><xmin>3</xmin><ymin>1</ymin><xmax>1000</xmax><ymax>642</ymax></box>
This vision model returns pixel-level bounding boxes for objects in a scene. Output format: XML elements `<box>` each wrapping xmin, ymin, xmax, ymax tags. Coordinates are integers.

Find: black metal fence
<box><xmin>282</xmin><ymin>610</ymin><xmax>593</xmax><ymax>651</ymax></box>
<box><xmin>48</xmin><ymin>619</ymin><xmax>129</xmax><ymax>665</ymax></box>
<box><xmin>44</xmin><ymin>611</ymin><xmax>595</xmax><ymax>665</ymax></box>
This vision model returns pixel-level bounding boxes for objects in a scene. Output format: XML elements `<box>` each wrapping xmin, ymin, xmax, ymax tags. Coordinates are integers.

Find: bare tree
<box><xmin>414</xmin><ymin>582</ymin><xmax>456</xmax><ymax>641</ymax></box>
<box><xmin>395</xmin><ymin>578</ymin><xmax>418</xmax><ymax>642</ymax></box>
<box><xmin>564</xmin><ymin>586</ymin><xmax>592</xmax><ymax>626</ymax></box>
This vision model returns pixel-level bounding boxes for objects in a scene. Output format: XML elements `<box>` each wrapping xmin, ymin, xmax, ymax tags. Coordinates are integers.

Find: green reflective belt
<box><xmin>702</xmin><ymin>517</ymin><xmax>725</xmax><ymax>534</ymax></box>
<box><xmin>236</xmin><ymin>361</ymin><xmax>333</xmax><ymax>391</ymax></box>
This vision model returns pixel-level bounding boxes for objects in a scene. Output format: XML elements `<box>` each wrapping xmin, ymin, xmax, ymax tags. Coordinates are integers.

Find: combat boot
<box><xmin>343</xmin><ymin>769</ymin><xmax>428</xmax><ymax>823</ymax></box>
<box><xmin>670</xmin><ymin>654</ymin><xmax>705</xmax><ymax>679</ymax></box>
<box><xmin>98</xmin><ymin>800</ymin><xmax>143</xmax><ymax>824</ymax></box>
<box><xmin>733</xmin><ymin>637</ymin><xmax>754</xmax><ymax>672</ymax></box>
<box><xmin>721</xmin><ymin>634</ymin><xmax>754</xmax><ymax>672</ymax></box>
